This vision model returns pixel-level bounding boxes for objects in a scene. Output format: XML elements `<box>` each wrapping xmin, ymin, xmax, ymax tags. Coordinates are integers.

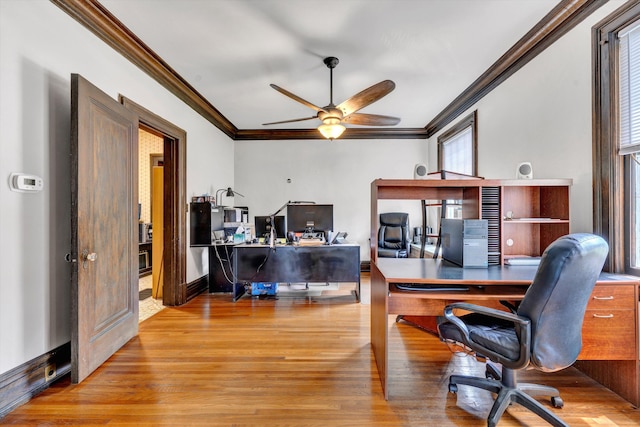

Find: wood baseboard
<box><xmin>186</xmin><ymin>275</ymin><xmax>208</xmax><ymax>301</ymax></box>
<box><xmin>0</xmin><ymin>275</ymin><xmax>210</xmax><ymax>418</ymax></box>
<box><xmin>0</xmin><ymin>343</ymin><xmax>71</xmax><ymax>418</ymax></box>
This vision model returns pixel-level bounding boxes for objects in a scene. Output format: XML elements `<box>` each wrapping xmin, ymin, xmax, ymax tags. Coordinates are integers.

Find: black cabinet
<box><xmin>190</xmin><ymin>202</ymin><xmax>224</xmax><ymax>246</ymax></box>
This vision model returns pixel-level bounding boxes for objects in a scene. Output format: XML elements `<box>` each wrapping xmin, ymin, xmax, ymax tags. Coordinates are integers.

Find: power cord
<box><xmin>214</xmin><ymin>244</ymin><xmax>236</xmax><ymax>284</ymax></box>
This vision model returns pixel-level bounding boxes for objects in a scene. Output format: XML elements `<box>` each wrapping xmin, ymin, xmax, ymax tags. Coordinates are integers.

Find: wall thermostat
<box><xmin>9</xmin><ymin>173</ymin><xmax>44</xmax><ymax>193</ymax></box>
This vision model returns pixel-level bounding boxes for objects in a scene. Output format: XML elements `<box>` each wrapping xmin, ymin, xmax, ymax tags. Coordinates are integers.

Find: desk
<box><xmin>371</xmin><ymin>258</ymin><xmax>640</xmax><ymax>401</ymax></box>
<box><xmin>233</xmin><ymin>243</ymin><xmax>361</xmax><ymax>301</ymax></box>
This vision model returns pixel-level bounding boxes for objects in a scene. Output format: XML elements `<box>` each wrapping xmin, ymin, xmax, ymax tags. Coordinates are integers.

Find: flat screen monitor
<box><xmin>254</xmin><ymin>215</ymin><xmax>286</xmax><ymax>238</ymax></box>
<box><xmin>287</xmin><ymin>204</ymin><xmax>333</xmax><ymax>233</ymax></box>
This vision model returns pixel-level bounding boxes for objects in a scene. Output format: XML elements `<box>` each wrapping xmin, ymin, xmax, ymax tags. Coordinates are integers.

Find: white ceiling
<box><xmin>100</xmin><ymin>0</ymin><xmax>559</xmax><ymax>131</ymax></box>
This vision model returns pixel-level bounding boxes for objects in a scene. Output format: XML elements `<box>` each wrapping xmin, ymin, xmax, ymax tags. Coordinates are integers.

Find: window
<box><xmin>593</xmin><ymin>2</ymin><xmax>640</xmax><ymax>275</ymax></box>
<box><xmin>619</xmin><ymin>20</ymin><xmax>640</xmax><ymax>275</ymax></box>
<box><xmin>438</xmin><ymin>110</ymin><xmax>478</xmax><ymax>176</ymax></box>
<box><xmin>619</xmin><ymin>22</ymin><xmax>640</xmax><ymax>156</ymax></box>
<box><xmin>437</xmin><ymin>111</ymin><xmax>478</xmax><ymax>218</ymax></box>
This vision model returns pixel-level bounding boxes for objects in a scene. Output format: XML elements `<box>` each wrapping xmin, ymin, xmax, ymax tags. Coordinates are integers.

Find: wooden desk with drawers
<box><xmin>371</xmin><ymin>258</ymin><xmax>640</xmax><ymax>404</ymax></box>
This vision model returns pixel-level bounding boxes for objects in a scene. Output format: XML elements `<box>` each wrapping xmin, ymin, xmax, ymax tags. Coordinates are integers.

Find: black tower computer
<box><xmin>441</xmin><ymin>219</ymin><xmax>488</xmax><ymax>268</ymax></box>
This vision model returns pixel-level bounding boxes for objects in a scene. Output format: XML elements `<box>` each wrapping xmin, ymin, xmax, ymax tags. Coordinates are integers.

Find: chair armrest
<box><xmin>444</xmin><ymin>302</ymin><xmax>530</xmax><ymax>326</ymax></box>
<box><xmin>442</xmin><ymin>302</ymin><xmax>531</xmax><ymax>368</ymax></box>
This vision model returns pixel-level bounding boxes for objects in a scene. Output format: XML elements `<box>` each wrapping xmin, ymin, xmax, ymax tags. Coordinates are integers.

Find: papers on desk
<box><xmin>504</xmin><ymin>256</ymin><xmax>541</xmax><ymax>266</ymax></box>
<box><xmin>298</xmin><ymin>238</ymin><xmax>325</xmax><ymax>246</ymax></box>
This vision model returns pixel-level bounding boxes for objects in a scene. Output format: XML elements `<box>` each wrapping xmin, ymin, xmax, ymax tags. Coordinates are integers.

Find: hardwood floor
<box><xmin>2</xmin><ymin>278</ymin><xmax>639</xmax><ymax>426</ymax></box>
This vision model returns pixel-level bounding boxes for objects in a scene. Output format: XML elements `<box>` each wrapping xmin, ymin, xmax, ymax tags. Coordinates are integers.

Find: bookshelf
<box><xmin>371</xmin><ymin>178</ymin><xmax>572</xmax><ymax>265</ymax></box>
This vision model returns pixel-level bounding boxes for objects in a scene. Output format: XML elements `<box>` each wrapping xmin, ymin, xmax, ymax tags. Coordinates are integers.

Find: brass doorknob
<box><xmin>81</xmin><ymin>251</ymin><xmax>97</xmax><ymax>269</ymax></box>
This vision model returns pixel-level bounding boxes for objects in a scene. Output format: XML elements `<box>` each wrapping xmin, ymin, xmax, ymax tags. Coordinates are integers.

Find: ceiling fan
<box><xmin>263</xmin><ymin>57</ymin><xmax>400</xmax><ymax>140</ymax></box>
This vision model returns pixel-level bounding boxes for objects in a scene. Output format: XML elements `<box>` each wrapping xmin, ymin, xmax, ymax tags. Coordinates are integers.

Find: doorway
<box><xmin>138</xmin><ymin>127</ymin><xmax>165</xmax><ymax>322</ymax></box>
<box><xmin>121</xmin><ymin>95</ymin><xmax>188</xmax><ymax>308</ymax></box>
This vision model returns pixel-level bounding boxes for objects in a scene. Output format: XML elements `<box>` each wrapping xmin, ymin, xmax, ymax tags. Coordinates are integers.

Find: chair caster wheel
<box><xmin>448</xmin><ymin>383</ymin><xmax>458</xmax><ymax>394</ymax></box>
<box><xmin>551</xmin><ymin>396</ymin><xmax>564</xmax><ymax>408</ymax></box>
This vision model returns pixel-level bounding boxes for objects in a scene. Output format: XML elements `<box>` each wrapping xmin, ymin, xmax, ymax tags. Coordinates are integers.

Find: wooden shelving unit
<box><xmin>371</xmin><ymin>178</ymin><xmax>572</xmax><ymax>265</ymax></box>
<box><xmin>501</xmin><ymin>183</ymin><xmax>570</xmax><ymax>261</ymax></box>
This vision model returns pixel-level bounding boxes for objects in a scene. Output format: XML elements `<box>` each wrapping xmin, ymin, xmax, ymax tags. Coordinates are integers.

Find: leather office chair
<box><xmin>378</xmin><ymin>212</ymin><xmax>410</xmax><ymax>258</ymax></box>
<box><xmin>437</xmin><ymin>233</ymin><xmax>608</xmax><ymax>427</ymax></box>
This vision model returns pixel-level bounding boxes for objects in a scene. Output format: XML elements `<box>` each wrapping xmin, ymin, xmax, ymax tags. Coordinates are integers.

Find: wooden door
<box><xmin>70</xmin><ymin>74</ymin><xmax>139</xmax><ymax>383</ymax></box>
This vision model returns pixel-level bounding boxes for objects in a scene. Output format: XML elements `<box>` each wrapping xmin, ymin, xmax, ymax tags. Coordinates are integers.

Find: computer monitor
<box><xmin>254</xmin><ymin>215</ymin><xmax>286</xmax><ymax>238</ymax></box>
<box><xmin>286</xmin><ymin>204</ymin><xmax>333</xmax><ymax>233</ymax></box>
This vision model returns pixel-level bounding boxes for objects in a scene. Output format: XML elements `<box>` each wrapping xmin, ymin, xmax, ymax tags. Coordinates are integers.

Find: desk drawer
<box><xmin>587</xmin><ymin>285</ymin><xmax>635</xmax><ymax>310</ymax></box>
<box><xmin>579</xmin><ymin>309</ymin><xmax>636</xmax><ymax>360</ymax></box>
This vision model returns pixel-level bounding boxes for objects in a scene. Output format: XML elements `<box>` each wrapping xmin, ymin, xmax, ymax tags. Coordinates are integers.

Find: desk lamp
<box><xmin>215</xmin><ymin>187</ymin><xmax>244</xmax><ymax>207</ymax></box>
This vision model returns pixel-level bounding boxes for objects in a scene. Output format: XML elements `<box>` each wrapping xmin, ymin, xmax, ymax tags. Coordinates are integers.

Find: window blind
<box><xmin>442</xmin><ymin>127</ymin><xmax>473</xmax><ymax>175</ymax></box>
<box><xmin>619</xmin><ymin>20</ymin><xmax>640</xmax><ymax>155</ymax></box>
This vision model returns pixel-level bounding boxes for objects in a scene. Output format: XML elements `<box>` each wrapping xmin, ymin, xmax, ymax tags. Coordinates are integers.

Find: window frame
<box><xmin>593</xmin><ymin>1</ymin><xmax>640</xmax><ymax>274</ymax></box>
<box><xmin>437</xmin><ymin>110</ymin><xmax>478</xmax><ymax>176</ymax></box>
<box><xmin>624</xmin><ymin>153</ymin><xmax>639</xmax><ymax>276</ymax></box>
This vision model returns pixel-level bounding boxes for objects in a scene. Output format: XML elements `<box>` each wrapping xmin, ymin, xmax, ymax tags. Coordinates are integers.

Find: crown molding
<box><xmin>424</xmin><ymin>0</ymin><xmax>607</xmax><ymax>138</ymax></box>
<box><xmin>51</xmin><ymin>0</ymin><xmax>238</xmax><ymax>139</ymax></box>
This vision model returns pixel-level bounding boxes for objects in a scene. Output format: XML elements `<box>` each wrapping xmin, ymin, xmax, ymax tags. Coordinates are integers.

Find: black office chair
<box><xmin>437</xmin><ymin>233</ymin><xmax>608</xmax><ymax>427</ymax></box>
<box><xmin>377</xmin><ymin>212</ymin><xmax>410</xmax><ymax>258</ymax></box>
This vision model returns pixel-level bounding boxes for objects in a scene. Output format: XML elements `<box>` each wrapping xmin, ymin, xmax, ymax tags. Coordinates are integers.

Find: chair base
<box><xmin>448</xmin><ymin>372</ymin><xmax>568</xmax><ymax>427</ymax></box>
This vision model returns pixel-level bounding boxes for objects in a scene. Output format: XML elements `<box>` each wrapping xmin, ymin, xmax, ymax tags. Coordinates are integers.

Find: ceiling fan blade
<box><xmin>270</xmin><ymin>84</ymin><xmax>326</xmax><ymax>113</ymax></box>
<box><xmin>262</xmin><ymin>116</ymin><xmax>317</xmax><ymax>126</ymax></box>
<box><xmin>342</xmin><ymin>113</ymin><xmax>401</xmax><ymax>126</ymax></box>
<box><xmin>337</xmin><ymin>80</ymin><xmax>396</xmax><ymax>116</ymax></box>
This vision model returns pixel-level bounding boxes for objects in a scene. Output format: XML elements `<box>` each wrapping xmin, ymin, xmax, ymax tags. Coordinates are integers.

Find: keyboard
<box><xmin>394</xmin><ymin>283</ymin><xmax>469</xmax><ymax>292</ymax></box>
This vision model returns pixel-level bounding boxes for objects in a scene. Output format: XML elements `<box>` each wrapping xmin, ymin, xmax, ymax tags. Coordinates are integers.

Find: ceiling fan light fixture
<box><xmin>318</xmin><ymin>118</ymin><xmax>345</xmax><ymax>140</ymax></box>
<box><xmin>267</xmin><ymin>56</ymin><xmax>398</xmax><ymax>138</ymax></box>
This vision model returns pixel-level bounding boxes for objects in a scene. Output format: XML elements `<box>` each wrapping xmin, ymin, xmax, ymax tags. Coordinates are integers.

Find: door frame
<box><xmin>120</xmin><ymin>96</ymin><xmax>187</xmax><ymax>306</ymax></box>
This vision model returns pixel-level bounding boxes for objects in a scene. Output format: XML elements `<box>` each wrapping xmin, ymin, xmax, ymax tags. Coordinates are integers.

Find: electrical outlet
<box><xmin>44</xmin><ymin>363</ymin><xmax>56</xmax><ymax>381</ymax></box>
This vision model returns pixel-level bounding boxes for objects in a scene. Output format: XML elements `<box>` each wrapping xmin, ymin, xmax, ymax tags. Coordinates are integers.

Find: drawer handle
<box><xmin>592</xmin><ymin>314</ymin><xmax>614</xmax><ymax>319</ymax></box>
<box><xmin>592</xmin><ymin>295</ymin><xmax>614</xmax><ymax>300</ymax></box>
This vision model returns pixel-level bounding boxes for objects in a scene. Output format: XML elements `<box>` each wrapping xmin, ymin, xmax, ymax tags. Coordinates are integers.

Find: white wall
<box><xmin>427</xmin><ymin>1</ymin><xmax>627</xmax><ymax>234</ymax></box>
<box><xmin>0</xmin><ymin>0</ymin><xmax>233</xmax><ymax>375</ymax></box>
<box><xmin>234</xmin><ymin>138</ymin><xmax>428</xmax><ymax>261</ymax></box>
